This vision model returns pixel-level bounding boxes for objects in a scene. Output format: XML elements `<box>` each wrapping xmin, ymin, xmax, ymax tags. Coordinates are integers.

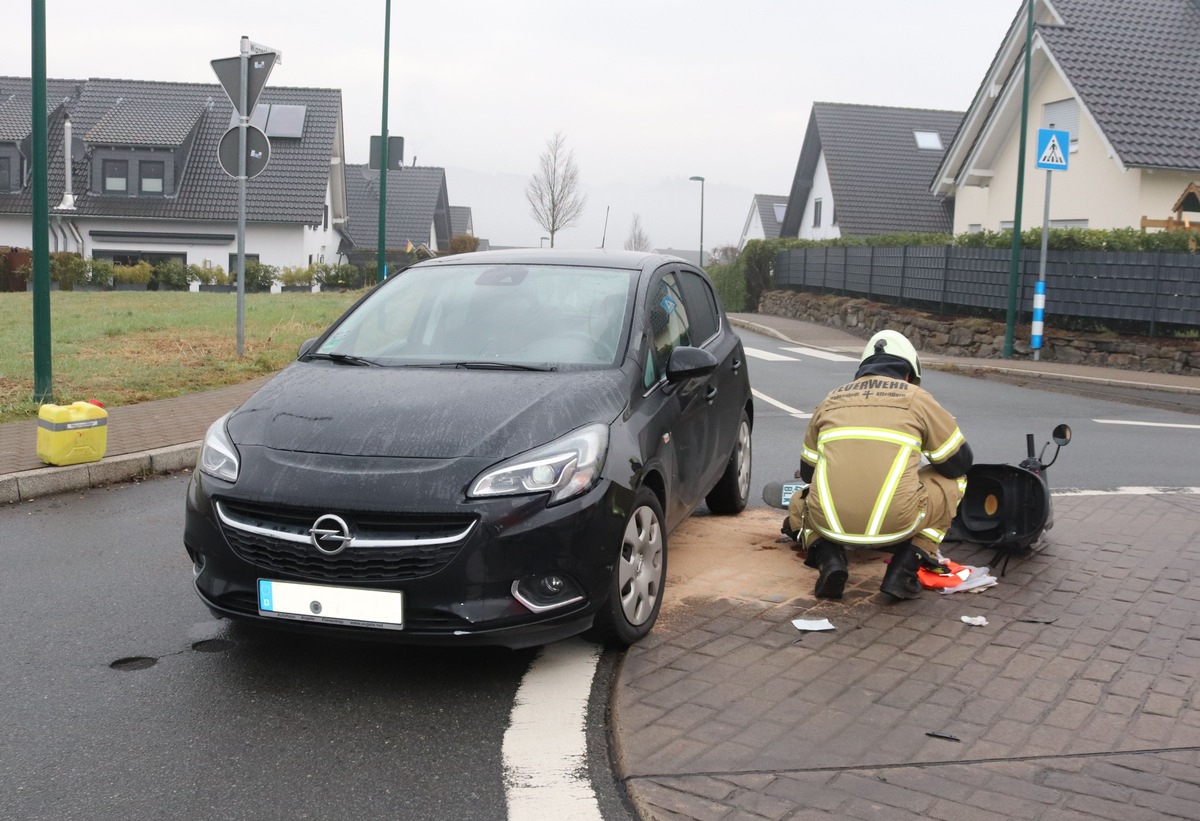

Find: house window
<box><xmin>228</xmin><ymin>253</ymin><xmax>260</xmax><ymax>271</ymax></box>
<box><xmin>103</xmin><ymin>160</ymin><xmax>128</xmax><ymax>193</ymax></box>
<box><xmin>813</xmin><ymin>199</ymin><xmax>823</xmax><ymax>228</ymax></box>
<box><xmin>140</xmin><ymin>161</ymin><xmax>164</xmax><ymax>194</ymax></box>
<box><xmin>323</xmin><ymin>205</ymin><xmax>329</xmax><ymax>231</ymax></box>
<box><xmin>0</xmin><ymin>156</ymin><xmax>10</xmax><ymax>191</ymax></box>
<box><xmin>1042</xmin><ymin>99</ymin><xmax>1080</xmax><ymax>146</ymax></box>
<box><xmin>914</xmin><ymin>131</ymin><xmax>943</xmax><ymax>150</ymax></box>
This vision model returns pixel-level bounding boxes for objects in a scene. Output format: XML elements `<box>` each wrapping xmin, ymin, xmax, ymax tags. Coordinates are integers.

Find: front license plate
<box><xmin>258</xmin><ymin>579</ymin><xmax>404</xmax><ymax>630</ymax></box>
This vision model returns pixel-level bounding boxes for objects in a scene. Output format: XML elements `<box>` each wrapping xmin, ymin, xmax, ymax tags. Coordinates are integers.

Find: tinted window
<box><xmin>678</xmin><ymin>271</ymin><xmax>719</xmax><ymax>345</ymax></box>
<box><xmin>103</xmin><ymin>160</ymin><xmax>127</xmax><ymax>193</ymax></box>
<box><xmin>643</xmin><ymin>272</ymin><xmax>691</xmax><ymax>387</ymax></box>
<box><xmin>140</xmin><ymin>161</ymin><xmax>164</xmax><ymax>194</ymax></box>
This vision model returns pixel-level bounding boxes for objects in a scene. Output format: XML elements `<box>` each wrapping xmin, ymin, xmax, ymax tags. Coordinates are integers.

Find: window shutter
<box><xmin>1042</xmin><ymin>99</ymin><xmax>1080</xmax><ymax>143</ymax></box>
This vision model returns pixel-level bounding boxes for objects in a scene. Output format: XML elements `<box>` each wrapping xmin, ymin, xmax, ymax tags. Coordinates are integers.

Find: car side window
<box><xmin>678</xmin><ymin>271</ymin><xmax>719</xmax><ymax>345</ymax></box>
<box><xmin>642</xmin><ymin>272</ymin><xmax>691</xmax><ymax>389</ymax></box>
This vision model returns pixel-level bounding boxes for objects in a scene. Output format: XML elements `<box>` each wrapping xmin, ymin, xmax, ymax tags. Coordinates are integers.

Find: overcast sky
<box><xmin>9</xmin><ymin>1</ymin><xmax>1020</xmax><ymax>252</ymax></box>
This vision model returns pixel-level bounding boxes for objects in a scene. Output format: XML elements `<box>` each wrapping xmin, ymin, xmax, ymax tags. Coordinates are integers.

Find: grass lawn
<box><xmin>0</xmin><ymin>290</ymin><xmax>362</xmax><ymax>424</ymax></box>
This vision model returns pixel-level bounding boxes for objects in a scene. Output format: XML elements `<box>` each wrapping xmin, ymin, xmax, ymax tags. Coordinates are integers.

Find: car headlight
<box><xmin>199</xmin><ymin>413</ymin><xmax>240</xmax><ymax>483</ymax></box>
<box><xmin>469</xmin><ymin>423</ymin><xmax>608</xmax><ymax>505</ymax></box>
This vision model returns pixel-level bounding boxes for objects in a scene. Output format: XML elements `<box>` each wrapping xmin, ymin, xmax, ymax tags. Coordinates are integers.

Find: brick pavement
<box><xmin>614</xmin><ymin>492</ymin><xmax>1200</xmax><ymax>819</ymax></box>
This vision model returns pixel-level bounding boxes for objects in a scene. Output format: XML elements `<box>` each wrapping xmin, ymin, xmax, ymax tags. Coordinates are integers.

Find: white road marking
<box><xmin>504</xmin><ymin>639</ymin><xmax>603</xmax><ymax>821</ymax></box>
<box><xmin>781</xmin><ymin>346</ymin><xmax>857</xmax><ymax>362</ymax></box>
<box><xmin>1093</xmin><ymin>419</ymin><xmax>1200</xmax><ymax>430</ymax></box>
<box><xmin>1054</xmin><ymin>487</ymin><xmax>1200</xmax><ymax>496</ymax></box>
<box><xmin>744</xmin><ymin>347</ymin><xmax>800</xmax><ymax>362</ymax></box>
<box><xmin>753</xmin><ymin>388</ymin><xmax>812</xmax><ymax>420</ymax></box>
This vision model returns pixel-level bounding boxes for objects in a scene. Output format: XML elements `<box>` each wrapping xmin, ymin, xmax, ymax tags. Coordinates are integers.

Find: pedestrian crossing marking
<box><xmin>1039</xmin><ymin>134</ymin><xmax>1065</xmax><ymax>166</ymax></box>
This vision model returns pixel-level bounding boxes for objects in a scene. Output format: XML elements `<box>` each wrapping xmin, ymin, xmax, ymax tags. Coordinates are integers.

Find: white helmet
<box><xmin>860</xmin><ymin>330</ymin><xmax>921</xmax><ymax>385</ymax></box>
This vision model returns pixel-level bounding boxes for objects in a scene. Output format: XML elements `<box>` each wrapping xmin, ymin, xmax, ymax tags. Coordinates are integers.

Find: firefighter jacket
<box><xmin>799</xmin><ymin>374</ymin><xmax>967</xmax><ymax>548</ymax></box>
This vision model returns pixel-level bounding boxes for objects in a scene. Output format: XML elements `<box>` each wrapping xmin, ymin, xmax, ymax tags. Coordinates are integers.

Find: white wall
<box><xmin>799</xmin><ymin>152</ymin><xmax>841</xmax><ymax>240</ymax></box>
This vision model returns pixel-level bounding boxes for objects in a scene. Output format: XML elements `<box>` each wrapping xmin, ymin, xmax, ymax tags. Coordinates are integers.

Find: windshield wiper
<box><xmin>306</xmin><ymin>352</ymin><xmax>378</xmax><ymax>367</ymax></box>
<box><xmin>445</xmin><ymin>361</ymin><xmax>556</xmax><ymax>372</ymax></box>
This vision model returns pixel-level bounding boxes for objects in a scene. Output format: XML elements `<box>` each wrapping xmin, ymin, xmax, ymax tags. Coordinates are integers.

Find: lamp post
<box><xmin>540</xmin><ymin>236</ymin><xmax>549</xmax><ymax>248</ymax></box>
<box><xmin>376</xmin><ymin>0</ymin><xmax>392</xmax><ymax>283</ymax></box>
<box><xmin>688</xmin><ymin>175</ymin><xmax>705</xmax><ymax>267</ymax></box>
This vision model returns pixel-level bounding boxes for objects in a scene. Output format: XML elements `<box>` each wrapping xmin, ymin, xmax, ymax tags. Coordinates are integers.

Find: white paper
<box><xmin>961</xmin><ymin>615</ymin><xmax>988</xmax><ymax>626</ymax></box>
<box><xmin>792</xmin><ymin>618</ymin><xmax>836</xmax><ymax>631</ymax></box>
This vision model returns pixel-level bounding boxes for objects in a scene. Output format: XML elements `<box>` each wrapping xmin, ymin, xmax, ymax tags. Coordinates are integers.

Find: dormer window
<box><xmin>103</xmin><ymin>159</ymin><xmax>128</xmax><ymax>193</ymax></box>
<box><xmin>140</xmin><ymin>161</ymin><xmax>164</xmax><ymax>194</ymax></box>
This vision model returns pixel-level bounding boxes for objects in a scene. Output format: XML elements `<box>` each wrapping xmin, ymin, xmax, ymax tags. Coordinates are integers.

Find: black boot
<box><xmin>806</xmin><ymin>539</ymin><xmax>848</xmax><ymax>599</ymax></box>
<box><xmin>880</xmin><ymin>542</ymin><xmax>923</xmax><ymax>600</ymax></box>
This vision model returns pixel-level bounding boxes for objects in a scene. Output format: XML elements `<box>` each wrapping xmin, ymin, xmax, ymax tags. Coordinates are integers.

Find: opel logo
<box><xmin>309</xmin><ymin>514</ymin><xmax>352</xmax><ymax>555</ymax></box>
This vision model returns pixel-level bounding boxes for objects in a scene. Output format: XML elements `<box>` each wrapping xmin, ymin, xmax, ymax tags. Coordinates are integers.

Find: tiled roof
<box><xmin>754</xmin><ymin>194</ymin><xmax>788</xmax><ymax>240</ymax></box>
<box><xmin>0</xmin><ymin>78</ymin><xmax>83</xmax><ymax>141</ymax></box>
<box><xmin>782</xmin><ymin>103</ymin><xmax>962</xmax><ymax>237</ymax></box>
<box><xmin>342</xmin><ymin>164</ymin><xmax>451</xmax><ymax>250</ymax></box>
<box><xmin>0</xmin><ymin>77</ymin><xmax>342</xmax><ymax>225</ymax></box>
<box><xmin>449</xmin><ymin>205</ymin><xmax>472</xmax><ymax>236</ymax></box>
<box><xmin>1039</xmin><ymin>0</ymin><xmax>1200</xmax><ymax>170</ymax></box>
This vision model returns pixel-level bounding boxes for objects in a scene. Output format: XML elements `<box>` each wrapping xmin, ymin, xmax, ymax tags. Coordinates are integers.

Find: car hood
<box><xmin>226</xmin><ymin>362</ymin><xmax>630</xmax><ymax>459</ymax></box>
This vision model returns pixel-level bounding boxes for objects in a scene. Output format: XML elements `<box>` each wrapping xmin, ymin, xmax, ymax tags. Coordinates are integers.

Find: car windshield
<box><xmin>314</xmin><ymin>263</ymin><xmax>637</xmax><ymax>369</ymax></box>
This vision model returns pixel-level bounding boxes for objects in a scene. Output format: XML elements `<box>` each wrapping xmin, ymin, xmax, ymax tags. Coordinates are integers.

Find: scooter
<box><xmin>762</xmin><ymin>424</ymin><xmax>1072</xmax><ymax>574</ymax></box>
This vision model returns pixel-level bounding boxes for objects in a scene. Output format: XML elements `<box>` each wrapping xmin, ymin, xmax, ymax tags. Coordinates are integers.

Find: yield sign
<box><xmin>211</xmin><ymin>52</ymin><xmax>277</xmax><ymax>117</ymax></box>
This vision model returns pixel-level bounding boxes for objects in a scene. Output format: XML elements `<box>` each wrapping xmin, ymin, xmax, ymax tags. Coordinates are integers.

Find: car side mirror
<box><xmin>665</xmin><ymin>346</ymin><xmax>718</xmax><ymax>384</ymax></box>
<box><xmin>298</xmin><ymin>337</ymin><xmax>317</xmax><ymax>358</ymax></box>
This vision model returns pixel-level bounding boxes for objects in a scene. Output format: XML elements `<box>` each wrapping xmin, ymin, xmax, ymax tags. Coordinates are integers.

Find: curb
<box><xmin>0</xmin><ymin>443</ymin><xmax>200</xmax><ymax>504</ymax></box>
<box><xmin>728</xmin><ymin>316</ymin><xmax>1200</xmax><ymax>397</ymax></box>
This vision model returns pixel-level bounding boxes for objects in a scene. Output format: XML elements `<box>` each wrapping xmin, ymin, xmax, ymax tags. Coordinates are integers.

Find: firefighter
<box><xmin>786</xmin><ymin>330</ymin><xmax>972</xmax><ymax>600</ymax></box>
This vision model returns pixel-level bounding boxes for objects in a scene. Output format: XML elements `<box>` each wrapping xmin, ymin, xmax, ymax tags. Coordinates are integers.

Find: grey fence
<box><xmin>775</xmin><ymin>246</ymin><xmax>1200</xmax><ymax>332</ymax></box>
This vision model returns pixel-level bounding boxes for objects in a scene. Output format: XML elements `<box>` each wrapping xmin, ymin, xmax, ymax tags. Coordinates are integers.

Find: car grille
<box><xmin>215</xmin><ymin>499</ymin><xmax>477</xmax><ymax>582</ymax></box>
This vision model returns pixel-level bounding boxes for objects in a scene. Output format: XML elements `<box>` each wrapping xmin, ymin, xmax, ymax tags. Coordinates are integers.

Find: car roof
<box><xmin>409</xmin><ymin>248</ymin><xmax>691</xmax><ymax>271</ymax></box>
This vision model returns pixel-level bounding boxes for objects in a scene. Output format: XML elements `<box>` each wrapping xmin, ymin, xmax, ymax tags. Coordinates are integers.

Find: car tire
<box><xmin>705</xmin><ymin>409</ymin><xmax>751</xmax><ymax>515</ymax></box>
<box><xmin>587</xmin><ymin>487</ymin><xmax>667</xmax><ymax>648</ymax></box>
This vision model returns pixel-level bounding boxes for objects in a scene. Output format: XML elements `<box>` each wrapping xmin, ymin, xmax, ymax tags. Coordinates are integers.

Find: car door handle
<box><xmin>705</xmin><ymin>385</ymin><xmax>718</xmax><ymax>404</ymax></box>
<box><xmin>731</xmin><ymin>358</ymin><xmax>742</xmax><ymax>373</ymax></box>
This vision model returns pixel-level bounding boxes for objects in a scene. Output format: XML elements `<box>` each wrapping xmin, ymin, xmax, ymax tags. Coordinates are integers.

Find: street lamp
<box><xmin>540</xmin><ymin>236</ymin><xmax>549</xmax><ymax>248</ymax></box>
<box><xmin>689</xmin><ymin>175</ymin><xmax>705</xmax><ymax>267</ymax></box>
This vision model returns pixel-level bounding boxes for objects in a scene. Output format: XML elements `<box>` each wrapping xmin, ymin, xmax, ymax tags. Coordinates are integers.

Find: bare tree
<box><xmin>623</xmin><ymin>214</ymin><xmax>653</xmax><ymax>252</ymax></box>
<box><xmin>525</xmin><ymin>132</ymin><xmax>587</xmax><ymax>248</ymax></box>
<box><xmin>708</xmin><ymin>245</ymin><xmax>740</xmax><ymax>266</ymax></box>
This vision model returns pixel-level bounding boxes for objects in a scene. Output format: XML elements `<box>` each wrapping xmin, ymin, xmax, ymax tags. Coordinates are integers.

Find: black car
<box><xmin>184</xmin><ymin>249</ymin><xmax>753</xmax><ymax>648</ymax></box>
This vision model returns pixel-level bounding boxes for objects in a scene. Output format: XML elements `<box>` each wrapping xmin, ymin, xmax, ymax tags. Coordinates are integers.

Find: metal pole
<box><xmin>689</xmin><ymin>176</ymin><xmax>704</xmax><ymax>267</ymax></box>
<box><xmin>236</xmin><ymin>36</ymin><xmax>248</xmax><ymax>357</ymax></box>
<box><xmin>1004</xmin><ymin>0</ymin><xmax>1035</xmax><ymax>358</ymax></box>
<box><xmin>31</xmin><ymin>0</ymin><xmax>52</xmax><ymax>402</ymax></box>
<box><xmin>377</xmin><ymin>0</ymin><xmax>392</xmax><ymax>283</ymax></box>
<box><xmin>1033</xmin><ymin>169</ymin><xmax>1051</xmax><ymax>360</ymax></box>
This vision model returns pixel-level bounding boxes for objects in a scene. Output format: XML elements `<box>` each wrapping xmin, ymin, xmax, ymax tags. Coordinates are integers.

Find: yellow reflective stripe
<box><xmin>866</xmin><ymin>446</ymin><xmax>910</xmax><ymax>536</ymax></box>
<box><xmin>812</xmin><ymin>454</ymin><xmax>845</xmax><ymax>535</ymax></box>
<box><xmin>920</xmin><ymin>527</ymin><xmax>946</xmax><ymax>544</ymax></box>
<box><xmin>958</xmin><ymin>476</ymin><xmax>968</xmax><ymax>493</ymax></box>
<box><xmin>818</xmin><ymin>427</ymin><xmax>921</xmax><ymax>450</ymax></box>
<box><xmin>811</xmin><ymin>510</ymin><xmax>926</xmax><ymax>546</ymax></box>
<box><xmin>926</xmin><ymin>428</ymin><xmax>965</xmax><ymax>462</ymax></box>
<box><xmin>801</xmin><ymin>445</ymin><xmax>820</xmax><ymax>464</ymax></box>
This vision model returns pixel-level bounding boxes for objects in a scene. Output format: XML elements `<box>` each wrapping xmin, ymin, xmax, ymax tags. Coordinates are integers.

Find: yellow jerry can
<box><xmin>37</xmin><ymin>401</ymin><xmax>109</xmax><ymax>466</ymax></box>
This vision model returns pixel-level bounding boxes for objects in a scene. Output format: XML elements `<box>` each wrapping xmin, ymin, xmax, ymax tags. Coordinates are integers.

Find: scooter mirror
<box><xmin>1052</xmin><ymin>424</ymin><xmax>1072</xmax><ymax>446</ymax></box>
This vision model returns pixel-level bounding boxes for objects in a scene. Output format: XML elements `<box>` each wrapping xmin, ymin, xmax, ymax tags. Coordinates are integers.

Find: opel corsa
<box><xmin>184</xmin><ymin>249</ymin><xmax>753</xmax><ymax>648</ymax></box>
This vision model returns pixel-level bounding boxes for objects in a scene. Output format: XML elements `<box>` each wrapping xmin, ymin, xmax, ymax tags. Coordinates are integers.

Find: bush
<box><xmin>448</xmin><ymin>233</ymin><xmax>480</xmax><ymax>255</ymax></box>
<box><xmin>50</xmin><ymin>252</ymin><xmax>89</xmax><ymax>290</ymax></box>
<box><xmin>708</xmin><ymin>260</ymin><xmax>749</xmax><ymax>313</ymax></box>
<box><xmin>321</xmin><ymin>263</ymin><xmax>367</xmax><ymax>290</ymax></box>
<box><xmin>152</xmin><ymin>258</ymin><xmax>189</xmax><ymax>291</ymax></box>
<box><xmin>112</xmin><ymin>260</ymin><xmax>153</xmax><ymax>285</ymax></box>
<box><xmin>241</xmin><ymin>259</ymin><xmax>277</xmax><ymax>292</ymax></box>
<box><xmin>279</xmin><ymin>265</ymin><xmax>317</xmax><ymax>287</ymax></box>
<box><xmin>88</xmin><ymin>258</ymin><xmax>114</xmax><ymax>288</ymax></box>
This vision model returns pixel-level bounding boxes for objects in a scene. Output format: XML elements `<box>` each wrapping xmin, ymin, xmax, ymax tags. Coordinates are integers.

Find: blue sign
<box><xmin>1036</xmin><ymin>128</ymin><xmax>1070</xmax><ymax>171</ymax></box>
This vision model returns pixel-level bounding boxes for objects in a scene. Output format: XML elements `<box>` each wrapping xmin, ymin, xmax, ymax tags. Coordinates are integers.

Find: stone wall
<box><xmin>759</xmin><ymin>289</ymin><xmax>1200</xmax><ymax>376</ymax></box>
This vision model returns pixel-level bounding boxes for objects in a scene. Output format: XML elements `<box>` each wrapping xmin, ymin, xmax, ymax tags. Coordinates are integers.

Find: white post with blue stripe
<box><xmin>1033</xmin><ymin>127</ymin><xmax>1069</xmax><ymax>361</ymax></box>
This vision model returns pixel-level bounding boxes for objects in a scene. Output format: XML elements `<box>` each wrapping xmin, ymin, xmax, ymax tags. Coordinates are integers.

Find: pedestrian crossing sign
<box><xmin>1036</xmin><ymin>128</ymin><xmax>1070</xmax><ymax>170</ymax></box>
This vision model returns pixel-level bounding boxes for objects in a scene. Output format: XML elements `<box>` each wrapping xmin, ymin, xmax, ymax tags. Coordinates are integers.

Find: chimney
<box><xmin>57</xmin><ymin>114</ymin><xmax>76</xmax><ymax>210</ymax></box>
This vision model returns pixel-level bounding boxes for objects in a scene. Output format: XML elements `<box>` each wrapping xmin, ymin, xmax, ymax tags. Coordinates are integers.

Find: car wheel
<box><xmin>587</xmin><ymin>487</ymin><xmax>667</xmax><ymax>647</ymax></box>
<box><xmin>705</xmin><ymin>409</ymin><xmax>751</xmax><ymax>514</ymax></box>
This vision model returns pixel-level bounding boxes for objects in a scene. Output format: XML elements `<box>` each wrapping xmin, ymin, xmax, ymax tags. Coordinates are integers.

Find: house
<box><xmin>933</xmin><ymin>0</ymin><xmax>1200</xmax><ymax>234</ymax></box>
<box><xmin>0</xmin><ymin>76</ymin><xmax>347</xmax><ymax>272</ymax></box>
<box><xmin>449</xmin><ymin>205</ymin><xmax>473</xmax><ymax>238</ymax></box>
<box><xmin>340</xmin><ymin>164</ymin><xmax>452</xmax><ymax>258</ymax></box>
<box><xmin>779</xmin><ymin>102</ymin><xmax>962</xmax><ymax>240</ymax></box>
<box><xmin>736</xmin><ymin>194</ymin><xmax>787</xmax><ymax>251</ymax></box>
